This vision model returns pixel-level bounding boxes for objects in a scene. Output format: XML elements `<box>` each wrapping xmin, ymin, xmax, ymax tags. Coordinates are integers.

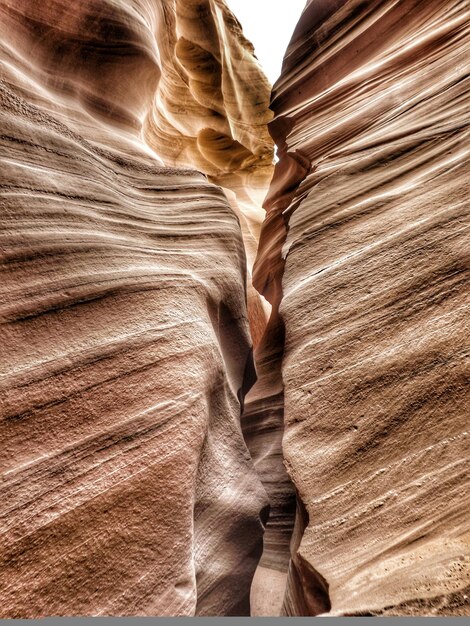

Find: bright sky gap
<box><xmin>227</xmin><ymin>0</ymin><xmax>307</xmax><ymax>84</ymax></box>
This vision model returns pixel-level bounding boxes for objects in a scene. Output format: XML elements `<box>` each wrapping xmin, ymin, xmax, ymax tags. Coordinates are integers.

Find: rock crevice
<box><xmin>1</xmin><ymin>0</ymin><xmax>469</xmax><ymax>618</ymax></box>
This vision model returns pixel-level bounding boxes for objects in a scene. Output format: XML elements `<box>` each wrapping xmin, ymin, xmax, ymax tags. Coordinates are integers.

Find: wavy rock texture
<box><xmin>143</xmin><ymin>0</ymin><xmax>275</xmax><ymax>345</ymax></box>
<box><xmin>243</xmin><ymin>308</ymin><xmax>296</xmax><ymax>616</ymax></box>
<box><xmin>254</xmin><ymin>0</ymin><xmax>470</xmax><ymax>616</ymax></box>
<box><xmin>143</xmin><ymin>0</ymin><xmax>274</xmax><ymax>251</ymax></box>
<box><xmin>0</xmin><ymin>0</ymin><xmax>271</xmax><ymax>617</ymax></box>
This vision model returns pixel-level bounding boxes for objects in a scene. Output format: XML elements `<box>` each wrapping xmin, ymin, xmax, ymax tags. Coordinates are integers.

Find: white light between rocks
<box><xmin>228</xmin><ymin>0</ymin><xmax>307</xmax><ymax>84</ymax></box>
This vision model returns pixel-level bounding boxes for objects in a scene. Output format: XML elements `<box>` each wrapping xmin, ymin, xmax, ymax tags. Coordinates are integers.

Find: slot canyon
<box><xmin>0</xmin><ymin>0</ymin><xmax>469</xmax><ymax>618</ymax></box>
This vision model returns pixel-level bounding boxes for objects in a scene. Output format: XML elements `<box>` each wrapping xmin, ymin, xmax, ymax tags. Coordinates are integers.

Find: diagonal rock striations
<box><xmin>0</xmin><ymin>0</ymin><xmax>273</xmax><ymax>616</ymax></box>
<box><xmin>254</xmin><ymin>0</ymin><xmax>470</xmax><ymax>616</ymax></box>
<box><xmin>143</xmin><ymin>0</ymin><xmax>274</xmax><ymax>312</ymax></box>
<box><xmin>2</xmin><ymin>0</ymin><xmax>469</xmax><ymax>617</ymax></box>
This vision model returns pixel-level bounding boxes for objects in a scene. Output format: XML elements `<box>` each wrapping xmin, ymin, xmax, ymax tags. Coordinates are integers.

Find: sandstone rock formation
<box><xmin>254</xmin><ymin>0</ymin><xmax>470</xmax><ymax>616</ymax></box>
<box><xmin>0</xmin><ymin>0</ymin><xmax>273</xmax><ymax>616</ymax></box>
<box><xmin>143</xmin><ymin>0</ymin><xmax>275</xmax><ymax>350</ymax></box>
<box><xmin>2</xmin><ymin>0</ymin><xmax>469</xmax><ymax>618</ymax></box>
<box><xmin>143</xmin><ymin>0</ymin><xmax>274</xmax><ymax>205</ymax></box>
<box><xmin>242</xmin><ymin>308</ymin><xmax>296</xmax><ymax>616</ymax></box>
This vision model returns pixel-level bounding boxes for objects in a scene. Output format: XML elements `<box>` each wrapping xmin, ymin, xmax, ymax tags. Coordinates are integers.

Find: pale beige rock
<box><xmin>0</xmin><ymin>0</ymin><xmax>271</xmax><ymax>616</ymax></box>
<box><xmin>250</xmin><ymin>566</ymin><xmax>287</xmax><ymax>616</ymax></box>
<box><xmin>254</xmin><ymin>0</ymin><xmax>470</xmax><ymax>616</ymax></box>
<box><xmin>142</xmin><ymin>0</ymin><xmax>275</xmax><ymax>343</ymax></box>
<box><xmin>143</xmin><ymin>0</ymin><xmax>274</xmax><ymax>219</ymax></box>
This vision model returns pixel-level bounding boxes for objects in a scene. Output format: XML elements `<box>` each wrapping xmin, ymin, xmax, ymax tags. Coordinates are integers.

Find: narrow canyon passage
<box><xmin>0</xmin><ymin>0</ymin><xmax>469</xmax><ymax>618</ymax></box>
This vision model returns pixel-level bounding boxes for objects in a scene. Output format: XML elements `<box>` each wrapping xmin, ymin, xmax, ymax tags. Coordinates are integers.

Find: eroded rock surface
<box><xmin>255</xmin><ymin>0</ymin><xmax>470</xmax><ymax>616</ymax></box>
<box><xmin>0</xmin><ymin>0</ymin><xmax>271</xmax><ymax>616</ymax></box>
<box><xmin>2</xmin><ymin>0</ymin><xmax>468</xmax><ymax>617</ymax></box>
<box><xmin>144</xmin><ymin>0</ymin><xmax>274</xmax><ymax>292</ymax></box>
<box><xmin>243</xmin><ymin>308</ymin><xmax>296</xmax><ymax>616</ymax></box>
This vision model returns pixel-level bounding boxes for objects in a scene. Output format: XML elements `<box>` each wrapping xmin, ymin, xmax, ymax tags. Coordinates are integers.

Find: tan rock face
<box><xmin>143</xmin><ymin>0</ymin><xmax>274</xmax><ymax>286</ymax></box>
<box><xmin>143</xmin><ymin>0</ymin><xmax>274</xmax><ymax>195</ymax></box>
<box><xmin>0</xmin><ymin>0</ymin><xmax>271</xmax><ymax>617</ymax></box>
<box><xmin>254</xmin><ymin>0</ymin><xmax>470</xmax><ymax>616</ymax></box>
<box><xmin>2</xmin><ymin>0</ymin><xmax>469</xmax><ymax>617</ymax></box>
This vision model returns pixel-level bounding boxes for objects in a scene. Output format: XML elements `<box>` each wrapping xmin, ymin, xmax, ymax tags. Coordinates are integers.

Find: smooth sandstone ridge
<box><xmin>0</xmin><ymin>0</ymin><xmax>273</xmax><ymax>617</ymax></box>
<box><xmin>143</xmin><ymin>0</ymin><xmax>274</xmax><ymax>198</ymax></box>
<box><xmin>254</xmin><ymin>0</ymin><xmax>470</xmax><ymax>616</ymax></box>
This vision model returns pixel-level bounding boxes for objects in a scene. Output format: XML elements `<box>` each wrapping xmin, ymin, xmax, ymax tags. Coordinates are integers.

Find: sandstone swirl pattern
<box><xmin>143</xmin><ymin>0</ymin><xmax>274</xmax><ymax>228</ymax></box>
<box><xmin>254</xmin><ymin>0</ymin><xmax>470</xmax><ymax>616</ymax></box>
<box><xmin>0</xmin><ymin>0</ymin><xmax>272</xmax><ymax>617</ymax></box>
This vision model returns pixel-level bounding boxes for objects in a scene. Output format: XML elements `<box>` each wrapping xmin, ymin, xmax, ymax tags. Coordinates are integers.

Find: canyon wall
<box><xmin>254</xmin><ymin>0</ymin><xmax>470</xmax><ymax>616</ymax></box>
<box><xmin>2</xmin><ymin>0</ymin><xmax>469</xmax><ymax>618</ymax></box>
<box><xmin>0</xmin><ymin>0</ymin><xmax>273</xmax><ymax>616</ymax></box>
<box><xmin>143</xmin><ymin>0</ymin><xmax>274</xmax><ymax>348</ymax></box>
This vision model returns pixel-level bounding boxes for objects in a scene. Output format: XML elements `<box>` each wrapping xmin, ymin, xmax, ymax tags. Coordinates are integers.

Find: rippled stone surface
<box><xmin>144</xmin><ymin>1</ymin><xmax>274</xmax><ymax>209</ymax></box>
<box><xmin>0</xmin><ymin>0</ymin><xmax>271</xmax><ymax>616</ymax></box>
<box><xmin>255</xmin><ymin>0</ymin><xmax>470</xmax><ymax>616</ymax></box>
<box><xmin>144</xmin><ymin>0</ymin><xmax>274</xmax><ymax>294</ymax></box>
<box><xmin>3</xmin><ymin>0</ymin><xmax>468</xmax><ymax>617</ymax></box>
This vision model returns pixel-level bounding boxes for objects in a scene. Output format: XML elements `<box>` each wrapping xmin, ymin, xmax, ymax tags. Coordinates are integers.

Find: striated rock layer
<box><xmin>0</xmin><ymin>0</ymin><xmax>272</xmax><ymax>617</ymax></box>
<box><xmin>243</xmin><ymin>308</ymin><xmax>296</xmax><ymax>616</ymax></box>
<box><xmin>144</xmin><ymin>0</ymin><xmax>274</xmax><ymax>304</ymax></box>
<box><xmin>254</xmin><ymin>0</ymin><xmax>470</xmax><ymax>616</ymax></box>
<box><xmin>142</xmin><ymin>0</ymin><xmax>275</xmax><ymax>352</ymax></box>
